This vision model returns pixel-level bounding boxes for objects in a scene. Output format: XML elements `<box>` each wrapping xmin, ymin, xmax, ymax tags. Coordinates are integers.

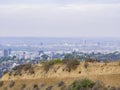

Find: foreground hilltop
<box><xmin>0</xmin><ymin>60</ymin><xmax>120</xmax><ymax>90</ymax></box>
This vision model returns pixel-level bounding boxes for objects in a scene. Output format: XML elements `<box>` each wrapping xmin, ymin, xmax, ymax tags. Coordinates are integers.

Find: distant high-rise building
<box><xmin>22</xmin><ymin>52</ymin><xmax>26</xmax><ymax>59</ymax></box>
<box><xmin>8</xmin><ymin>48</ymin><xmax>12</xmax><ymax>55</ymax></box>
<box><xmin>83</xmin><ymin>40</ymin><xmax>87</xmax><ymax>46</ymax></box>
<box><xmin>38</xmin><ymin>50</ymin><xmax>44</xmax><ymax>55</ymax></box>
<box><xmin>3</xmin><ymin>49</ymin><xmax>9</xmax><ymax>57</ymax></box>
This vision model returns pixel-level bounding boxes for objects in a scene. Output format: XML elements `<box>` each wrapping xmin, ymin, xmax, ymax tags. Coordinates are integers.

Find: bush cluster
<box><xmin>1</xmin><ymin>79</ymin><xmax>120</xmax><ymax>90</ymax></box>
<box><xmin>71</xmin><ymin>78</ymin><xmax>95</xmax><ymax>90</ymax></box>
<box><xmin>41</xmin><ymin>61</ymin><xmax>54</xmax><ymax>73</ymax></box>
<box><xmin>13</xmin><ymin>63</ymin><xmax>32</xmax><ymax>71</ymax></box>
<box><xmin>41</xmin><ymin>59</ymin><xmax>62</xmax><ymax>72</ymax></box>
<box><xmin>63</xmin><ymin>59</ymin><xmax>80</xmax><ymax>72</ymax></box>
<box><xmin>41</xmin><ymin>59</ymin><xmax>62</xmax><ymax>66</ymax></box>
<box><xmin>41</xmin><ymin>59</ymin><xmax>80</xmax><ymax>72</ymax></box>
<box><xmin>12</xmin><ymin>63</ymin><xmax>34</xmax><ymax>76</ymax></box>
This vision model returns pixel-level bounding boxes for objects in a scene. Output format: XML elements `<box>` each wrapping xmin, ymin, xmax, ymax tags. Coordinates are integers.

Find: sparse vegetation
<box><xmin>41</xmin><ymin>59</ymin><xmax>62</xmax><ymax>65</ymax></box>
<box><xmin>1</xmin><ymin>59</ymin><xmax>120</xmax><ymax>90</ymax></box>
<box><xmin>118</xmin><ymin>60</ymin><xmax>120</xmax><ymax>66</ymax></box>
<box><xmin>41</xmin><ymin>59</ymin><xmax>80</xmax><ymax>72</ymax></box>
<box><xmin>13</xmin><ymin>63</ymin><xmax>32</xmax><ymax>71</ymax></box>
<box><xmin>60</xmin><ymin>85</ymin><xmax>67</xmax><ymax>90</ymax></box>
<box><xmin>86</xmin><ymin>58</ymin><xmax>100</xmax><ymax>63</ymax></box>
<box><xmin>33</xmin><ymin>84</ymin><xmax>38</xmax><ymax>88</ymax></box>
<box><xmin>71</xmin><ymin>78</ymin><xmax>95</xmax><ymax>90</ymax></box>
<box><xmin>0</xmin><ymin>79</ymin><xmax>120</xmax><ymax>90</ymax></box>
<box><xmin>12</xmin><ymin>63</ymin><xmax>34</xmax><ymax>76</ymax></box>
<box><xmin>57</xmin><ymin>81</ymin><xmax>65</xmax><ymax>87</ymax></box>
<box><xmin>64</xmin><ymin>59</ymin><xmax>80</xmax><ymax>72</ymax></box>
<box><xmin>42</xmin><ymin>61</ymin><xmax>54</xmax><ymax>73</ymax></box>
<box><xmin>41</xmin><ymin>59</ymin><xmax>62</xmax><ymax>72</ymax></box>
<box><xmin>104</xmin><ymin>60</ymin><xmax>110</xmax><ymax>65</ymax></box>
<box><xmin>40</xmin><ymin>83</ymin><xmax>46</xmax><ymax>88</ymax></box>
<box><xmin>51</xmin><ymin>59</ymin><xmax>63</xmax><ymax>64</ymax></box>
<box><xmin>3</xmin><ymin>87</ymin><xmax>8</xmax><ymax>90</ymax></box>
<box><xmin>29</xmin><ymin>67</ymin><xmax>35</xmax><ymax>74</ymax></box>
<box><xmin>46</xmin><ymin>86</ymin><xmax>53</xmax><ymax>90</ymax></box>
<box><xmin>84</xmin><ymin>61</ymin><xmax>89</xmax><ymax>68</ymax></box>
<box><xmin>92</xmin><ymin>80</ymin><xmax>105</xmax><ymax>90</ymax></box>
<box><xmin>0</xmin><ymin>81</ymin><xmax>3</xmax><ymax>87</ymax></box>
<box><xmin>9</xmin><ymin>80</ymin><xmax>15</xmax><ymax>88</ymax></box>
<box><xmin>33</xmin><ymin>84</ymin><xmax>40</xmax><ymax>90</ymax></box>
<box><xmin>20</xmin><ymin>84</ymin><xmax>26</xmax><ymax>90</ymax></box>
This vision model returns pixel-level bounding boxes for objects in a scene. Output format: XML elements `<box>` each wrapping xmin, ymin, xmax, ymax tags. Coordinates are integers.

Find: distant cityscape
<box><xmin>0</xmin><ymin>37</ymin><xmax>120</xmax><ymax>77</ymax></box>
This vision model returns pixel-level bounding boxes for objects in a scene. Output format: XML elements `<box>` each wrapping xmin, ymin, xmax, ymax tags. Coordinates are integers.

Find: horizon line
<box><xmin>0</xmin><ymin>36</ymin><xmax>120</xmax><ymax>39</ymax></box>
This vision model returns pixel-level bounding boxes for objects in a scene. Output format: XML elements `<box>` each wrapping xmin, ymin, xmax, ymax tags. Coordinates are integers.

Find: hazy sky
<box><xmin>0</xmin><ymin>0</ymin><xmax>120</xmax><ymax>37</ymax></box>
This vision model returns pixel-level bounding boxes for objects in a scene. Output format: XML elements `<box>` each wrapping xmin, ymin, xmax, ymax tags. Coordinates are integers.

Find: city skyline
<box><xmin>0</xmin><ymin>0</ymin><xmax>120</xmax><ymax>38</ymax></box>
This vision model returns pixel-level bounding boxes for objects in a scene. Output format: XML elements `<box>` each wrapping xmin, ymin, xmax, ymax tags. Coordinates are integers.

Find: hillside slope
<box><xmin>1</xmin><ymin>61</ymin><xmax>120</xmax><ymax>87</ymax></box>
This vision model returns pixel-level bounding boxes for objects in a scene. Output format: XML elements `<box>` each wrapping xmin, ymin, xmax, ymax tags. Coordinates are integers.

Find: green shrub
<box><xmin>65</xmin><ymin>59</ymin><xmax>80</xmax><ymax>72</ymax></box>
<box><xmin>42</xmin><ymin>61</ymin><xmax>54</xmax><ymax>72</ymax></box>
<box><xmin>41</xmin><ymin>59</ymin><xmax>80</xmax><ymax>72</ymax></box>
<box><xmin>52</xmin><ymin>59</ymin><xmax>62</xmax><ymax>64</ymax></box>
<box><xmin>41</xmin><ymin>59</ymin><xmax>62</xmax><ymax>65</ymax></box>
<box><xmin>71</xmin><ymin>78</ymin><xmax>95</xmax><ymax>90</ymax></box>
<box><xmin>41</xmin><ymin>59</ymin><xmax>62</xmax><ymax>72</ymax></box>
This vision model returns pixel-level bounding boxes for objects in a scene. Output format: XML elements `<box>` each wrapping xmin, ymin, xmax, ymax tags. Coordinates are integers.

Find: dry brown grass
<box><xmin>0</xmin><ymin>61</ymin><xmax>120</xmax><ymax>90</ymax></box>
